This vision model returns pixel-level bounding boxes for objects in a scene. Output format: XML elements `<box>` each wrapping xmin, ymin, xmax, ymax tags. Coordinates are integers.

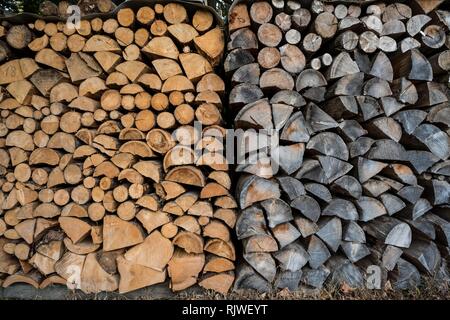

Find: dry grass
<box><xmin>176</xmin><ymin>278</ymin><xmax>450</xmax><ymax>300</ymax></box>
<box><xmin>3</xmin><ymin>277</ymin><xmax>448</xmax><ymax>300</ymax></box>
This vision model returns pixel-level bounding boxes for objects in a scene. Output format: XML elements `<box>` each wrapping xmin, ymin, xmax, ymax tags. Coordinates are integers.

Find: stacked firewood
<box><xmin>0</xmin><ymin>1</ymin><xmax>236</xmax><ymax>295</ymax></box>
<box><xmin>39</xmin><ymin>0</ymin><xmax>116</xmax><ymax>17</ymax></box>
<box><xmin>228</xmin><ymin>0</ymin><xmax>450</xmax><ymax>291</ymax></box>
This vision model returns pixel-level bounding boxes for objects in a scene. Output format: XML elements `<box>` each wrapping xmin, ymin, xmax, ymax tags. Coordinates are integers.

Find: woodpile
<box><xmin>228</xmin><ymin>0</ymin><xmax>450</xmax><ymax>292</ymax></box>
<box><xmin>0</xmin><ymin>1</ymin><xmax>236</xmax><ymax>295</ymax></box>
<box><xmin>39</xmin><ymin>1</ymin><xmax>117</xmax><ymax>17</ymax></box>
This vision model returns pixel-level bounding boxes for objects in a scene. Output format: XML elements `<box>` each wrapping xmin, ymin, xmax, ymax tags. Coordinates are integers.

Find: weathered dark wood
<box><xmin>331</xmin><ymin>175</ymin><xmax>362</xmax><ymax>199</ymax></box>
<box><xmin>277</xmin><ymin>176</ymin><xmax>306</xmax><ymax>201</ymax></box>
<box><xmin>280</xmin><ymin>111</ymin><xmax>310</xmax><ymax>143</ymax></box>
<box><xmin>292</xmin><ymin>8</ymin><xmax>311</xmax><ymax>29</ymax></box>
<box><xmin>224</xmin><ymin>49</ymin><xmax>255</xmax><ymax>73</ymax></box>
<box><xmin>392</xmin><ymin>49</ymin><xmax>433</xmax><ymax>81</ymax></box>
<box><xmin>228</xmin><ymin>28</ymin><xmax>258</xmax><ymax>51</ymax></box>
<box><xmin>301</xmin><ymin>266</ymin><xmax>330</xmax><ymax>289</ymax></box>
<box><xmin>261</xmin><ymin>198</ymin><xmax>293</xmax><ymax>228</ymax></box>
<box><xmin>322</xmin><ymin>96</ymin><xmax>358</xmax><ymax>119</ymax></box>
<box><xmin>380</xmin><ymin>193</ymin><xmax>406</xmax><ymax>216</ymax></box>
<box><xmin>234</xmin><ymin>263</ymin><xmax>271</xmax><ymax>292</ymax></box>
<box><xmin>305</xmin><ymin>183</ymin><xmax>332</xmax><ymax>203</ymax></box>
<box><xmin>231</xmin><ymin>63</ymin><xmax>260</xmax><ymax>85</ymax></box>
<box><xmin>307</xmin><ymin>235</ymin><xmax>331</xmax><ymax>269</ymax></box>
<box><xmin>270</xmin><ymin>90</ymin><xmax>306</xmax><ymax>108</ymax></box>
<box><xmin>338</xmin><ymin>120</ymin><xmax>367</xmax><ymax>141</ymax></box>
<box><xmin>273</xmin><ymin>242</ymin><xmax>309</xmax><ymax>272</ymax></box>
<box><xmin>305</xmin><ymin>103</ymin><xmax>338</xmax><ymax>133</ymax></box>
<box><xmin>295</xmin><ymin>159</ymin><xmax>328</xmax><ymax>184</ymax></box>
<box><xmin>341</xmin><ymin>242</ymin><xmax>370</xmax><ymax>263</ymax></box>
<box><xmin>356</xmin><ymin>196</ymin><xmax>387</xmax><ymax>222</ymax></box>
<box><xmin>369</xmin><ymin>51</ymin><xmax>393</xmax><ymax>81</ymax></box>
<box><xmin>291</xmin><ymin>195</ymin><xmax>321</xmax><ymax>222</ymax></box>
<box><xmin>403</xmin><ymin>240</ymin><xmax>441</xmax><ymax>275</ymax></box>
<box><xmin>343</xmin><ymin>221</ymin><xmax>366</xmax><ymax>243</ymax></box>
<box><xmin>237</xmin><ymin>175</ymin><xmax>280</xmax><ymax>209</ymax></box>
<box><xmin>323</xmin><ymin>198</ymin><xmax>358</xmax><ymax>221</ymax></box>
<box><xmin>306</xmin><ymin>132</ymin><xmax>349</xmax><ymax>161</ymax></box>
<box><xmin>364</xmin><ymin>216</ymin><xmax>412</xmax><ymax>248</ymax></box>
<box><xmin>226</xmin><ymin>0</ymin><xmax>450</xmax><ymax>292</ymax></box>
<box><xmin>334</xmin><ymin>30</ymin><xmax>359</xmax><ymax>51</ymax></box>
<box><xmin>244</xmin><ymin>252</ymin><xmax>276</xmax><ymax>282</ymax></box>
<box><xmin>236</xmin><ymin>206</ymin><xmax>267</xmax><ymax>240</ymax></box>
<box><xmin>319</xmin><ymin>155</ymin><xmax>353</xmax><ymax>183</ymax></box>
<box><xmin>229</xmin><ymin>83</ymin><xmax>264</xmax><ymax>108</ymax></box>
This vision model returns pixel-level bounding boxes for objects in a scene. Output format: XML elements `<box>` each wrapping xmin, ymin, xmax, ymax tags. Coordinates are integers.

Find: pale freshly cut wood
<box><xmin>0</xmin><ymin>60</ymin><xmax>23</xmax><ymax>85</ymax></box>
<box><xmin>168</xmin><ymin>23</ymin><xmax>199</xmax><ymax>44</ymax></box>
<box><xmin>200</xmin><ymin>182</ymin><xmax>228</xmax><ymax>199</ymax></box>
<box><xmin>193</xmin><ymin>9</ymin><xmax>214</xmax><ymax>32</ymax></box>
<box><xmin>117</xmin><ymin>256</ymin><xmax>166</xmax><ymax>293</ymax></box>
<box><xmin>124</xmin><ymin>230</ymin><xmax>173</xmax><ymax>271</ymax></box>
<box><xmin>194</xmin><ymin>28</ymin><xmax>224</xmax><ymax>66</ymax></box>
<box><xmin>39</xmin><ymin>275</ymin><xmax>67</xmax><ymax>289</ymax></box>
<box><xmin>58</xmin><ymin>217</ymin><xmax>91</xmax><ymax>244</ymax></box>
<box><xmin>66</xmin><ymin>52</ymin><xmax>102</xmax><ymax>83</ymax></box>
<box><xmin>168</xmin><ymin>249</ymin><xmax>205</xmax><ymax>291</ymax></box>
<box><xmin>80</xmin><ymin>253</ymin><xmax>119</xmax><ymax>293</ymax></box>
<box><xmin>198</xmin><ymin>272</ymin><xmax>234</xmax><ymax>295</ymax></box>
<box><xmin>2</xmin><ymin>272</ymin><xmax>42</xmax><ymax>289</ymax></box>
<box><xmin>162</xmin><ymin>75</ymin><xmax>195</xmax><ymax>93</ymax></box>
<box><xmin>188</xmin><ymin>201</ymin><xmax>213</xmax><ymax>217</ymax></box>
<box><xmin>179</xmin><ymin>53</ymin><xmax>213</xmax><ymax>81</ymax></box>
<box><xmin>64</xmin><ymin>237</ymin><xmax>100</xmax><ymax>255</ymax></box>
<box><xmin>174</xmin><ymin>216</ymin><xmax>201</xmax><ymax>234</ymax></box>
<box><xmin>0</xmin><ymin>238</ymin><xmax>20</xmax><ymax>274</ymax></box>
<box><xmin>136</xmin><ymin>209</ymin><xmax>170</xmax><ymax>232</ymax></box>
<box><xmin>152</xmin><ymin>59</ymin><xmax>182</xmax><ymax>81</ymax></box>
<box><xmin>163</xmin><ymin>2</ymin><xmax>187</xmax><ymax>24</ymax></box>
<box><xmin>116</xmin><ymin>61</ymin><xmax>149</xmax><ymax>82</ymax></box>
<box><xmin>35</xmin><ymin>48</ymin><xmax>66</xmax><ymax>71</ymax></box>
<box><xmin>50</xmin><ymin>83</ymin><xmax>78</xmax><ymax>103</ymax></box>
<box><xmin>54</xmin><ymin>252</ymin><xmax>85</xmax><ymax>289</ymax></box>
<box><xmin>103</xmin><ymin>215</ymin><xmax>144</xmax><ymax>251</ymax></box>
<box><xmin>165</xmin><ymin>166</ymin><xmax>206</xmax><ymax>187</ymax></box>
<box><xmin>142</xmin><ymin>36</ymin><xmax>179</xmax><ymax>60</ymax></box>
<box><xmin>173</xmin><ymin>231</ymin><xmax>204</xmax><ymax>254</ymax></box>
<box><xmin>83</xmin><ymin>35</ymin><xmax>121</xmax><ymax>52</ymax></box>
<box><xmin>133</xmin><ymin>161</ymin><xmax>162</xmax><ymax>183</ymax></box>
<box><xmin>229</xmin><ymin>3</ymin><xmax>251</xmax><ymax>32</ymax></box>
<box><xmin>205</xmin><ymin>239</ymin><xmax>236</xmax><ymax>261</ymax></box>
<box><xmin>203</xmin><ymin>220</ymin><xmax>231</xmax><ymax>242</ymax></box>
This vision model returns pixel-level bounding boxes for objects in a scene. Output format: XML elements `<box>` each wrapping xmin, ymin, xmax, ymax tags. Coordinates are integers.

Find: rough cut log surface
<box><xmin>0</xmin><ymin>1</ymin><xmax>235</xmax><ymax>295</ymax></box>
<box><xmin>227</xmin><ymin>0</ymin><xmax>450</xmax><ymax>293</ymax></box>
